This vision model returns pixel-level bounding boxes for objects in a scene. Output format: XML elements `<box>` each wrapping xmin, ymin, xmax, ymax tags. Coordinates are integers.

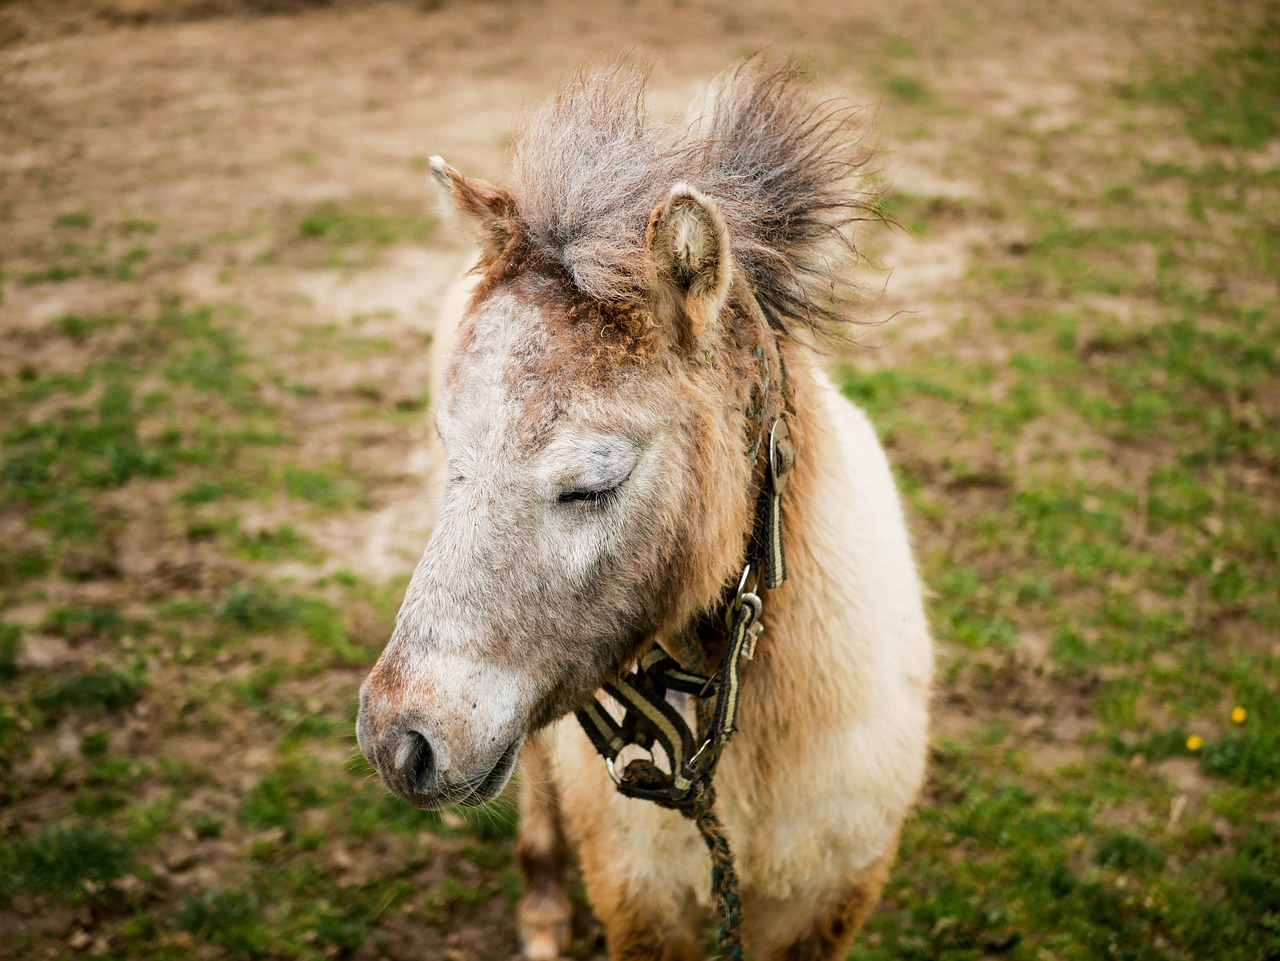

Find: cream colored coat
<box><xmin>427</xmin><ymin>267</ymin><xmax>933</xmax><ymax>958</ymax></box>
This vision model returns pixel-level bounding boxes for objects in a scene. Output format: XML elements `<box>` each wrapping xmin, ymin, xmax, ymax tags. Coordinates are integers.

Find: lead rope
<box><xmin>575</xmin><ymin>288</ymin><xmax>793</xmax><ymax>959</ymax></box>
<box><xmin>697</xmin><ymin>784</ymin><xmax>744</xmax><ymax>961</ymax></box>
<box><xmin>620</xmin><ymin>764</ymin><xmax>744</xmax><ymax>959</ymax></box>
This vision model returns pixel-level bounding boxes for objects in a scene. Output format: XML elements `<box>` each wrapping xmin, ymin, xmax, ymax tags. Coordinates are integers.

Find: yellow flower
<box><xmin>1231</xmin><ymin>706</ymin><xmax>1247</xmax><ymax>724</ymax></box>
<box><xmin>1186</xmin><ymin>734</ymin><xmax>1203</xmax><ymax>751</ymax></box>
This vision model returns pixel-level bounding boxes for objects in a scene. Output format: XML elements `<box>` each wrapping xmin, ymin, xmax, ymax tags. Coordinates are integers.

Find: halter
<box><xmin>574</xmin><ymin>286</ymin><xmax>795</xmax><ymax>960</ymax></box>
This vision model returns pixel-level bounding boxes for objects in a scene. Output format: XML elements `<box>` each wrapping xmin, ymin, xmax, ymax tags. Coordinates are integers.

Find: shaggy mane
<box><xmin>508</xmin><ymin>59</ymin><xmax>881</xmax><ymax>335</ymax></box>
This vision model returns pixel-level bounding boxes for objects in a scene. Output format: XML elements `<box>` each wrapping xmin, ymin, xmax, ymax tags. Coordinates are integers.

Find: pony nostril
<box><xmin>395</xmin><ymin>730</ymin><xmax>436</xmax><ymax>794</ymax></box>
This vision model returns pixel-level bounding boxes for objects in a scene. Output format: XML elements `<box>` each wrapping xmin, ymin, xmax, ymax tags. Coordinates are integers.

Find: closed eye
<box><xmin>557</xmin><ymin>485</ymin><xmax>621</xmax><ymax>506</ymax></box>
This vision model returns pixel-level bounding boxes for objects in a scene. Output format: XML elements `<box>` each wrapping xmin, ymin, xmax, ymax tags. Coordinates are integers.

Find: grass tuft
<box><xmin>176</xmin><ymin>888</ymin><xmax>272</xmax><ymax>956</ymax></box>
<box><xmin>33</xmin><ymin>667</ymin><xmax>144</xmax><ymax>716</ymax></box>
<box><xmin>0</xmin><ymin>825</ymin><xmax>132</xmax><ymax>901</ymax></box>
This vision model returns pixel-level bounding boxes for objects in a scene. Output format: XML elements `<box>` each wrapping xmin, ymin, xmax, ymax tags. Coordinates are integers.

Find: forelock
<box><xmin>503</xmin><ymin>57</ymin><xmax>882</xmax><ymax>337</ymax></box>
<box><xmin>508</xmin><ymin>62</ymin><xmax>668</xmax><ymax>301</ymax></box>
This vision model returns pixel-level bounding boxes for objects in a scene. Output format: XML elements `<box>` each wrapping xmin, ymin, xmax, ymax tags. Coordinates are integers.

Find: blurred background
<box><xmin>1</xmin><ymin>0</ymin><xmax>1277</xmax><ymax>958</ymax></box>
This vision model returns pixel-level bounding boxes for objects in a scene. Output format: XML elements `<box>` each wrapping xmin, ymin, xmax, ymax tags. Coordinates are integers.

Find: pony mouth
<box><xmin>410</xmin><ymin>737</ymin><xmax>523</xmax><ymax>810</ymax></box>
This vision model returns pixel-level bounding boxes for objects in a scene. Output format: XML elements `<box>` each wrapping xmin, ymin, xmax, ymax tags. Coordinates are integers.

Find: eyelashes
<box><xmin>556</xmin><ymin>485</ymin><xmax>621</xmax><ymax>506</ymax></box>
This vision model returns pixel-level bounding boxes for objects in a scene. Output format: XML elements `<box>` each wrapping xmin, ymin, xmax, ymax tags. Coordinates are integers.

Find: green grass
<box><xmin>32</xmin><ymin>666</ymin><xmax>145</xmax><ymax>716</ymax></box>
<box><xmin>41</xmin><ymin>603</ymin><xmax>131</xmax><ymax>642</ymax></box>
<box><xmin>227</xmin><ymin>521</ymin><xmax>319</xmax><ymax>562</ymax></box>
<box><xmin>17</xmin><ymin>218</ymin><xmax>168</xmax><ymax>285</ymax></box>
<box><xmin>282</xmin><ymin>464</ymin><xmax>361</xmax><ymax>509</ymax></box>
<box><xmin>0</xmin><ymin>824</ymin><xmax>133</xmax><ymax>901</ymax></box>
<box><xmin>21</xmin><ymin>264</ymin><xmax>81</xmax><ymax>284</ymax></box>
<box><xmin>175</xmin><ymin>888</ymin><xmax>272</xmax><ymax>956</ymax></box>
<box><xmin>0</xmin><ymin>622</ymin><xmax>20</xmax><ymax>682</ymax></box>
<box><xmin>298</xmin><ymin>199</ymin><xmax>436</xmax><ymax>246</ymax></box>
<box><xmin>240</xmin><ymin>753</ymin><xmax>329</xmax><ymax>832</ymax></box>
<box><xmin>215</xmin><ymin>580</ymin><xmax>375</xmax><ymax>665</ymax></box>
<box><xmin>54</xmin><ymin>211</ymin><xmax>94</xmax><ymax>229</ymax></box>
<box><xmin>882</xmin><ymin>74</ymin><xmax>932</xmax><ymax>106</ymax></box>
<box><xmin>0</xmin><ymin>302</ymin><xmax>279</xmax><ymax>551</ymax></box>
<box><xmin>1145</xmin><ymin>36</ymin><xmax>1280</xmax><ymax>148</ymax></box>
<box><xmin>844</xmin><ymin>25</ymin><xmax>1280</xmax><ymax>961</ymax></box>
<box><xmin>295</xmin><ymin>198</ymin><xmax>438</xmax><ymax>267</ymax></box>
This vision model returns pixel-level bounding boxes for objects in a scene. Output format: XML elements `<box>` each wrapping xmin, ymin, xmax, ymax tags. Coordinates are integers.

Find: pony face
<box><xmin>357</xmin><ymin>198</ymin><xmax>753</xmax><ymax>809</ymax></box>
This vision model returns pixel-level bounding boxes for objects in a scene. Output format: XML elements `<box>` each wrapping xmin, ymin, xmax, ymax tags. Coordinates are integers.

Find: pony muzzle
<box><xmin>356</xmin><ymin>651</ymin><xmax>528</xmax><ymax>808</ymax></box>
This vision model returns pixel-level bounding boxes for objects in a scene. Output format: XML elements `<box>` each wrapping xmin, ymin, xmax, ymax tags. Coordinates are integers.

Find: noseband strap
<box><xmin>573</xmin><ymin>583</ymin><xmax>765</xmax><ymax>807</ymax></box>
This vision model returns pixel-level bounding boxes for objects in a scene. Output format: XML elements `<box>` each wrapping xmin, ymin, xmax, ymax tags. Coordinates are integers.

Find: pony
<box><xmin>356</xmin><ymin>60</ymin><xmax>933</xmax><ymax>960</ymax></box>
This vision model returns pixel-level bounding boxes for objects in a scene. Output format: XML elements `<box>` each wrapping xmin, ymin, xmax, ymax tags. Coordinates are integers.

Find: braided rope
<box><xmin>692</xmin><ymin>782</ymin><xmax>745</xmax><ymax>961</ymax></box>
<box><xmin>617</xmin><ymin>762</ymin><xmax>744</xmax><ymax>960</ymax></box>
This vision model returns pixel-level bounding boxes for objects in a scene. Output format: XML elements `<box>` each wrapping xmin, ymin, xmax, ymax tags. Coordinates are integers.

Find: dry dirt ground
<box><xmin>0</xmin><ymin>0</ymin><xmax>1192</xmax><ymax>578</ymax></box>
<box><xmin>2</xmin><ymin>1</ymin><xmax>1277</xmax><ymax>959</ymax></box>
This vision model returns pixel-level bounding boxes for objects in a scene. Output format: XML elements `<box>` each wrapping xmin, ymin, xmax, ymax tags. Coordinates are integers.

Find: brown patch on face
<box><xmin>514</xmin><ymin>265</ymin><xmax>663</xmax><ymax>375</ymax></box>
<box><xmin>452</xmin><ymin>247</ymin><xmax>665</xmax><ymax>419</ymax></box>
<box><xmin>459</xmin><ymin>258</ymin><xmax>673</xmax><ymax>459</ymax></box>
<box><xmin>361</xmin><ymin>638</ymin><xmax>417</xmax><ymax>711</ymax></box>
<box><xmin>460</xmin><ymin>232</ymin><xmax>764</xmax><ymax>420</ymax></box>
<box><xmin>357</xmin><ymin>638</ymin><xmax>444</xmax><ymax>772</ymax></box>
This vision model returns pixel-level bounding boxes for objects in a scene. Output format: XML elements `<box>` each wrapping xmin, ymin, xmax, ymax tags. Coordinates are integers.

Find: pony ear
<box><xmin>646</xmin><ymin>183</ymin><xmax>733</xmax><ymax>349</ymax></box>
<box><xmin>428</xmin><ymin>156</ymin><xmax>516</xmax><ymax>262</ymax></box>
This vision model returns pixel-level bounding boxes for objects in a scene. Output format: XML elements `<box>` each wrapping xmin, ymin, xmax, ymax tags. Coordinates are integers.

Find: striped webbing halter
<box><xmin>574</xmin><ymin>286</ymin><xmax>795</xmax><ymax>959</ymax></box>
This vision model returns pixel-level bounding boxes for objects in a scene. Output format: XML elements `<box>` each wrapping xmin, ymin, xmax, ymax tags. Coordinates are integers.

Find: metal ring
<box><xmin>607</xmin><ymin>745</ymin><xmax>656</xmax><ymax>786</ymax></box>
<box><xmin>687</xmin><ymin>738</ymin><xmax>712</xmax><ymax>771</ymax></box>
<box><xmin>726</xmin><ymin>564</ymin><xmax>760</xmax><ymax>628</ymax></box>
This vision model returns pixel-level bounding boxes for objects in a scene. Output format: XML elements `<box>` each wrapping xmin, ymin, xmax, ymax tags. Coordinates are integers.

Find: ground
<box><xmin>0</xmin><ymin>0</ymin><xmax>1278</xmax><ymax>959</ymax></box>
